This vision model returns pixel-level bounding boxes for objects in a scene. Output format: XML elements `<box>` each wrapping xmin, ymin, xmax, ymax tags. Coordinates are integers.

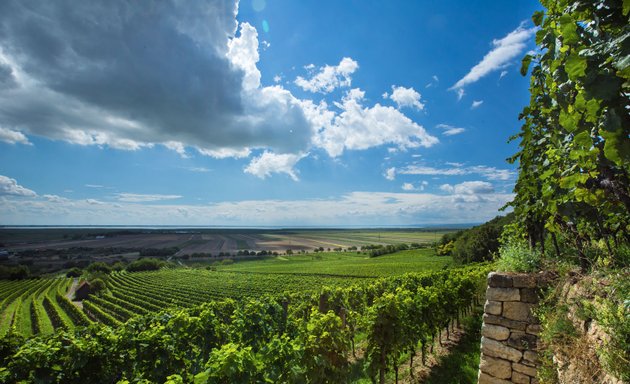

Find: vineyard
<box><xmin>0</xmin><ymin>263</ymin><xmax>492</xmax><ymax>383</ymax></box>
<box><xmin>0</xmin><ymin>249</ymin><xmax>452</xmax><ymax>338</ymax></box>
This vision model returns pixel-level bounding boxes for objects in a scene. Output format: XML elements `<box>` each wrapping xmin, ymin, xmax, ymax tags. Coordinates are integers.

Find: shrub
<box><xmin>496</xmin><ymin>241</ymin><xmax>541</xmax><ymax>273</ymax></box>
<box><xmin>66</xmin><ymin>267</ymin><xmax>82</xmax><ymax>278</ymax></box>
<box><xmin>126</xmin><ymin>258</ymin><xmax>165</xmax><ymax>272</ymax></box>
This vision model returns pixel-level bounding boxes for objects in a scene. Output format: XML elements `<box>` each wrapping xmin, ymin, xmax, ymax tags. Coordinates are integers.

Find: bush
<box><xmin>66</xmin><ymin>267</ymin><xmax>82</xmax><ymax>278</ymax></box>
<box><xmin>89</xmin><ymin>278</ymin><xmax>107</xmax><ymax>295</ymax></box>
<box><xmin>126</xmin><ymin>258</ymin><xmax>165</xmax><ymax>272</ymax></box>
<box><xmin>496</xmin><ymin>241</ymin><xmax>542</xmax><ymax>273</ymax></box>
<box><xmin>86</xmin><ymin>262</ymin><xmax>111</xmax><ymax>274</ymax></box>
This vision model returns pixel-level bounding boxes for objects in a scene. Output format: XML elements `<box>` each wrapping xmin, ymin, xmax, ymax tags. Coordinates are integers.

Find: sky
<box><xmin>0</xmin><ymin>0</ymin><xmax>542</xmax><ymax>226</ymax></box>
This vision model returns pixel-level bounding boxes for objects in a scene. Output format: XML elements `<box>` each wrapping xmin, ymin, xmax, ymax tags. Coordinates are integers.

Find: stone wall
<box><xmin>478</xmin><ymin>272</ymin><xmax>548</xmax><ymax>384</ymax></box>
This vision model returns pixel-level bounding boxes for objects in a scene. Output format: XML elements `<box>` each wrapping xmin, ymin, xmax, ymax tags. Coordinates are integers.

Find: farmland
<box><xmin>0</xmin><ymin>227</ymin><xmax>453</xmax><ymax>254</ymax></box>
<box><xmin>0</xmin><ymin>248</ymin><xmax>452</xmax><ymax>337</ymax></box>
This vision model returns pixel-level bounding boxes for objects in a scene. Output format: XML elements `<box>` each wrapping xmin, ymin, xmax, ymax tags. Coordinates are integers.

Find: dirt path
<box><xmin>65</xmin><ymin>278</ymin><xmax>83</xmax><ymax>309</ymax></box>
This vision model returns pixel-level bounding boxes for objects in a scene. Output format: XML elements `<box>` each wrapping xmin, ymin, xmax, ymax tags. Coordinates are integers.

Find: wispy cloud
<box><xmin>471</xmin><ymin>100</ymin><xmax>484</xmax><ymax>109</ymax></box>
<box><xmin>451</xmin><ymin>23</ymin><xmax>536</xmax><ymax>91</ymax></box>
<box><xmin>398</xmin><ymin>164</ymin><xmax>514</xmax><ymax>181</ymax></box>
<box><xmin>116</xmin><ymin>193</ymin><xmax>182</xmax><ymax>203</ymax></box>
<box><xmin>437</xmin><ymin>124</ymin><xmax>466</xmax><ymax>136</ymax></box>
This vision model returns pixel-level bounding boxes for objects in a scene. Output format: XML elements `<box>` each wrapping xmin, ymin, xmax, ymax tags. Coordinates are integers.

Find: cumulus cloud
<box><xmin>244</xmin><ymin>151</ymin><xmax>307</xmax><ymax>181</ymax></box>
<box><xmin>437</xmin><ymin>124</ymin><xmax>466</xmax><ymax>136</ymax></box>
<box><xmin>440</xmin><ymin>181</ymin><xmax>494</xmax><ymax>195</ymax></box>
<box><xmin>384</xmin><ymin>167</ymin><xmax>397</xmax><ymax>181</ymax></box>
<box><xmin>471</xmin><ymin>100</ymin><xmax>484</xmax><ymax>109</ymax></box>
<box><xmin>294</xmin><ymin>57</ymin><xmax>359</xmax><ymax>93</ymax></box>
<box><xmin>388</xmin><ymin>86</ymin><xmax>425</xmax><ymax>110</ymax></box>
<box><xmin>0</xmin><ymin>127</ymin><xmax>31</xmax><ymax>145</ymax></box>
<box><xmin>451</xmin><ymin>23</ymin><xmax>536</xmax><ymax>90</ymax></box>
<box><xmin>398</xmin><ymin>164</ymin><xmax>514</xmax><ymax>181</ymax></box>
<box><xmin>401</xmin><ymin>181</ymin><xmax>428</xmax><ymax>191</ymax></box>
<box><xmin>314</xmin><ymin>89</ymin><xmax>438</xmax><ymax>157</ymax></box>
<box><xmin>0</xmin><ymin>175</ymin><xmax>36</xmax><ymax>196</ymax></box>
<box><xmin>0</xmin><ymin>0</ymin><xmax>313</xmax><ymax>160</ymax></box>
<box><xmin>116</xmin><ymin>193</ymin><xmax>183</xmax><ymax>203</ymax></box>
<box><xmin>0</xmin><ymin>1</ymin><xmax>441</xmax><ymax>181</ymax></box>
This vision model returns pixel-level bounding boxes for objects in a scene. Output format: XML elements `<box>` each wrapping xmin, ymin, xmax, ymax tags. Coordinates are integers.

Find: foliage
<box><xmin>126</xmin><ymin>258</ymin><xmax>165</xmax><ymax>272</ymax></box>
<box><xmin>496</xmin><ymin>240</ymin><xmax>542</xmax><ymax>272</ymax></box>
<box><xmin>0</xmin><ymin>265</ymin><xmax>491</xmax><ymax>383</ymax></box>
<box><xmin>86</xmin><ymin>262</ymin><xmax>112</xmax><ymax>275</ymax></box>
<box><xmin>88</xmin><ymin>278</ymin><xmax>106</xmax><ymax>294</ymax></box>
<box><xmin>450</xmin><ymin>214</ymin><xmax>514</xmax><ymax>264</ymax></box>
<box><xmin>0</xmin><ymin>265</ymin><xmax>30</xmax><ymax>280</ymax></box>
<box><xmin>66</xmin><ymin>267</ymin><xmax>83</xmax><ymax>278</ymax></box>
<box><xmin>508</xmin><ymin>0</ymin><xmax>630</xmax><ymax>271</ymax></box>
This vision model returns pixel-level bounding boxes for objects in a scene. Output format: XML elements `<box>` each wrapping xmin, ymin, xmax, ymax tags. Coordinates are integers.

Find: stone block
<box><xmin>526</xmin><ymin>324</ymin><xmax>542</xmax><ymax>335</ymax></box>
<box><xmin>523</xmin><ymin>350</ymin><xmax>539</xmax><ymax>365</ymax></box>
<box><xmin>531</xmin><ymin>378</ymin><xmax>539</xmax><ymax>384</ymax></box>
<box><xmin>486</xmin><ymin>287</ymin><xmax>520</xmax><ymax>301</ymax></box>
<box><xmin>478</xmin><ymin>372</ymin><xmax>512</xmax><ymax>384</ymax></box>
<box><xmin>488</xmin><ymin>272</ymin><xmax>513</xmax><ymax>288</ymax></box>
<box><xmin>520</xmin><ymin>288</ymin><xmax>540</xmax><ymax>303</ymax></box>
<box><xmin>483</xmin><ymin>314</ymin><xmax>528</xmax><ymax>331</ymax></box>
<box><xmin>481</xmin><ymin>337</ymin><xmax>523</xmax><ymax>362</ymax></box>
<box><xmin>482</xmin><ymin>324</ymin><xmax>510</xmax><ymax>341</ymax></box>
<box><xmin>503</xmin><ymin>302</ymin><xmax>535</xmax><ymax>322</ymax></box>
<box><xmin>513</xmin><ymin>362</ymin><xmax>537</xmax><ymax>377</ymax></box>
<box><xmin>507</xmin><ymin>331</ymin><xmax>538</xmax><ymax>350</ymax></box>
<box><xmin>485</xmin><ymin>300</ymin><xmax>502</xmax><ymax>315</ymax></box>
<box><xmin>512</xmin><ymin>371</ymin><xmax>531</xmax><ymax>384</ymax></box>
<box><xmin>480</xmin><ymin>355</ymin><xmax>512</xmax><ymax>379</ymax></box>
<box><xmin>512</xmin><ymin>274</ymin><xmax>537</xmax><ymax>288</ymax></box>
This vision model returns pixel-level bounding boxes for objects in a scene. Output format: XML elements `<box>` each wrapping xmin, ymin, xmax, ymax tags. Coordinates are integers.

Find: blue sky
<box><xmin>0</xmin><ymin>0</ymin><xmax>541</xmax><ymax>226</ymax></box>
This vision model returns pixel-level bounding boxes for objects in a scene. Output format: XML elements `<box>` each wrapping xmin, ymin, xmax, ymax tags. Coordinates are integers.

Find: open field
<box><xmin>0</xmin><ymin>228</ymin><xmax>455</xmax><ymax>254</ymax></box>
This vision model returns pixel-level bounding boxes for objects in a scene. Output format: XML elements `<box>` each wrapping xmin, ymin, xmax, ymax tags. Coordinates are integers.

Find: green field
<box><xmin>1</xmin><ymin>249</ymin><xmax>452</xmax><ymax>337</ymax></box>
<box><xmin>215</xmin><ymin>248</ymin><xmax>451</xmax><ymax>277</ymax></box>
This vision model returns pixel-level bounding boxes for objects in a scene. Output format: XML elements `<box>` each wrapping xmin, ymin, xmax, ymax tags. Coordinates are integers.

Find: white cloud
<box><xmin>499</xmin><ymin>70</ymin><xmax>508</xmax><ymax>79</ymax></box>
<box><xmin>314</xmin><ymin>88</ymin><xmax>438</xmax><ymax>157</ymax></box>
<box><xmin>471</xmin><ymin>100</ymin><xmax>484</xmax><ymax>109</ymax></box>
<box><xmin>0</xmin><ymin>127</ymin><xmax>30</xmax><ymax>145</ymax></box>
<box><xmin>273</xmin><ymin>75</ymin><xmax>282</xmax><ymax>83</ymax></box>
<box><xmin>116</xmin><ymin>193</ymin><xmax>183</xmax><ymax>203</ymax></box>
<box><xmin>85</xmin><ymin>184</ymin><xmax>105</xmax><ymax>189</ymax></box>
<box><xmin>244</xmin><ymin>151</ymin><xmax>307</xmax><ymax>181</ymax></box>
<box><xmin>398</xmin><ymin>164</ymin><xmax>514</xmax><ymax>181</ymax></box>
<box><xmin>294</xmin><ymin>57</ymin><xmax>359</xmax><ymax>93</ymax></box>
<box><xmin>384</xmin><ymin>167</ymin><xmax>396</xmax><ymax>181</ymax></box>
<box><xmin>402</xmin><ymin>183</ymin><xmax>415</xmax><ymax>191</ymax></box>
<box><xmin>388</xmin><ymin>86</ymin><xmax>425</xmax><ymax>110</ymax></box>
<box><xmin>456</xmin><ymin>88</ymin><xmax>465</xmax><ymax>101</ymax></box>
<box><xmin>182</xmin><ymin>166</ymin><xmax>211</xmax><ymax>173</ymax></box>
<box><xmin>0</xmin><ymin>1</ymin><xmax>442</xmax><ymax>181</ymax></box>
<box><xmin>0</xmin><ymin>190</ymin><xmax>514</xmax><ymax>226</ymax></box>
<box><xmin>437</xmin><ymin>124</ymin><xmax>466</xmax><ymax>136</ymax></box>
<box><xmin>440</xmin><ymin>181</ymin><xmax>494</xmax><ymax>195</ymax></box>
<box><xmin>451</xmin><ymin>24</ymin><xmax>536</xmax><ymax>90</ymax></box>
<box><xmin>0</xmin><ymin>175</ymin><xmax>36</xmax><ymax>197</ymax></box>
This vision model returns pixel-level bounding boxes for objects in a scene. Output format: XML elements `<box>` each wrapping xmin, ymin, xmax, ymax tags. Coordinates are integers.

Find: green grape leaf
<box><xmin>565</xmin><ymin>53</ymin><xmax>587</xmax><ymax>79</ymax></box>
<box><xmin>521</xmin><ymin>54</ymin><xmax>533</xmax><ymax>76</ymax></box>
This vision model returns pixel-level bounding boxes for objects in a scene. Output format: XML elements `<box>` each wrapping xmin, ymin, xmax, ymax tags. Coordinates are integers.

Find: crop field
<box><xmin>215</xmin><ymin>248</ymin><xmax>451</xmax><ymax>277</ymax></box>
<box><xmin>0</xmin><ymin>228</ymin><xmax>455</xmax><ymax>255</ymax></box>
<box><xmin>0</xmin><ymin>248</ymin><xmax>451</xmax><ymax>337</ymax></box>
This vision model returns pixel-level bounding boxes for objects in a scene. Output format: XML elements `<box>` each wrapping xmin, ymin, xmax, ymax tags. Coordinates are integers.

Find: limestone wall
<box><xmin>478</xmin><ymin>272</ymin><xmax>548</xmax><ymax>384</ymax></box>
